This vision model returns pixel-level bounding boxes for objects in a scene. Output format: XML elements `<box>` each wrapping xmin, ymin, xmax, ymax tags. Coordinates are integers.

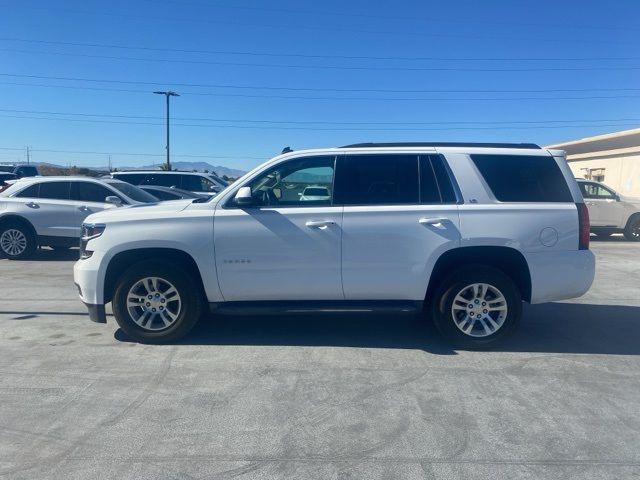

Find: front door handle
<box><xmin>79</xmin><ymin>206</ymin><xmax>90</xmax><ymax>211</ymax></box>
<box><xmin>585</xmin><ymin>202</ymin><xmax>596</xmax><ymax>206</ymax></box>
<box><xmin>305</xmin><ymin>220</ymin><xmax>336</xmax><ymax>229</ymax></box>
<box><xmin>418</xmin><ymin>217</ymin><xmax>448</xmax><ymax>227</ymax></box>
<box><xmin>26</xmin><ymin>202</ymin><xmax>39</xmax><ymax>208</ymax></box>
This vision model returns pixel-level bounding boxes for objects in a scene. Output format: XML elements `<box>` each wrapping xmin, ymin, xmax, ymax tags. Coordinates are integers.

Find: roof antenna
<box><xmin>281</xmin><ymin>146</ymin><xmax>293</xmax><ymax>154</ymax></box>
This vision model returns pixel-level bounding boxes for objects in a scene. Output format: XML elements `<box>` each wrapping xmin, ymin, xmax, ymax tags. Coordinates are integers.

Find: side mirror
<box><xmin>234</xmin><ymin>186</ymin><xmax>254</xmax><ymax>206</ymax></box>
<box><xmin>105</xmin><ymin>196</ymin><xmax>123</xmax><ymax>207</ymax></box>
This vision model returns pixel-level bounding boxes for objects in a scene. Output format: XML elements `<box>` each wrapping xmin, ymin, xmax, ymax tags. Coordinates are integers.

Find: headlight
<box><xmin>80</xmin><ymin>223</ymin><xmax>106</xmax><ymax>259</ymax></box>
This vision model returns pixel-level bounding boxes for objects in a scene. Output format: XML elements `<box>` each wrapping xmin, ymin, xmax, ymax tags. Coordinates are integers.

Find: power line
<box><xmin>2</xmin><ymin>108</ymin><xmax>640</xmax><ymax>127</ymax></box>
<box><xmin>0</xmin><ymin>146</ymin><xmax>263</xmax><ymax>159</ymax></box>
<box><xmin>7</xmin><ymin>4</ymin><xmax>638</xmax><ymax>46</ymax></box>
<box><xmin>5</xmin><ymin>48</ymin><xmax>640</xmax><ymax>72</ymax></box>
<box><xmin>3</xmin><ymin>73</ymin><xmax>639</xmax><ymax>94</ymax></box>
<box><xmin>2</xmin><ymin>114</ymin><xmax>637</xmax><ymax>132</ymax></box>
<box><xmin>1</xmin><ymin>37</ymin><xmax>638</xmax><ymax>62</ymax></box>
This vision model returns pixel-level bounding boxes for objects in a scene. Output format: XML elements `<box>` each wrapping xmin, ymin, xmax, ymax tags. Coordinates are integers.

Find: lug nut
<box><xmin>161</xmin><ymin>299</ymin><xmax>165</xmax><ymax>303</ymax></box>
<box><xmin>148</xmin><ymin>295</ymin><xmax>152</xmax><ymax>300</ymax></box>
<box><xmin>483</xmin><ymin>309</ymin><xmax>488</xmax><ymax>313</ymax></box>
<box><xmin>152</xmin><ymin>308</ymin><xmax>156</xmax><ymax>312</ymax></box>
<box><xmin>146</xmin><ymin>302</ymin><xmax>151</xmax><ymax>306</ymax></box>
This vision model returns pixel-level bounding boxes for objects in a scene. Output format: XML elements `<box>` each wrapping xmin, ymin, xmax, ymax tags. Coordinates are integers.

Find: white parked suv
<box><xmin>74</xmin><ymin>143</ymin><xmax>595</xmax><ymax>348</ymax></box>
<box><xmin>0</xmin><ymin>176</ymin><xmax>159</xmax><ymax>259</ymax></box>
<box><xmin>576</xmin><ymin>179</ymin><xmax>640</xmax><ymax>241</ymax></box>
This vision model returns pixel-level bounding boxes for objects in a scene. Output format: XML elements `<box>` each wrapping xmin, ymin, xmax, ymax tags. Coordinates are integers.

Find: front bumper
<box><xmin>84</xmin><ymin>302</ymin><xmax>107</xmax><ymax>323</ymax></box>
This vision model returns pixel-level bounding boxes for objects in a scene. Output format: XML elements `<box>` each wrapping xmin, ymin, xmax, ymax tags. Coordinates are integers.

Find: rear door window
<box><xmin>335</xmin><ymin>154</ymin><xmax>419</xmax><ymax>205</ymax></box>
<box><xmin>38</xmin><ymin>182</ymin><xmax>71</xmax><ymax>200</ymax></box>
<box><xmin>114</xmin><ymin>173</ymin><xmax>147</xmax><ymax>185</ymax></box>
<box><xmin>142</xmin><ymin>174</ymin><xmax>179</xmax><ymax>188</ymax></box>
<box><xmin>15</xmin><ymin>184</ymin><xmax>40</xmax><ymax>198</ymax></box>
<box><xmin>470</xmin><ymin>154</ymin><xmax>572</xmax><ymax>202</ymax></box>
<box><xmin>74</xmin><ymin>182</ymin><xmax>117</xmax><ymax>203</ymax></box>
<box><xmin>580</xmin><ymin>182</ymin><xmax>616</xmax><ymax>199</ymax></box>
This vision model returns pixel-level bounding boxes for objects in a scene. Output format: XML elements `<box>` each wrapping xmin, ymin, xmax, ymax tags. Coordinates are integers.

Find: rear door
<box><xmin>70</xmin><ymin>181</ymin><xmax>119</xmax><ymax>224</ymax></box>
<box><xmin>336</xmin><ymin>154</ymin><xmax>461</xmax><ymax>300</ymax></box>
<box><xmin>16</xmin><ymin>181</ymin><xmax>78</xmax><ymax>238</ymax></box>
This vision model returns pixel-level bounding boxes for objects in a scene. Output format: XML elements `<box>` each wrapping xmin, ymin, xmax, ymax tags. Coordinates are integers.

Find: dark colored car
<box><xmin>140</xmin><ymin>185</ymin><xmax>210</xmax><ymax>201</ymax></box>
<box><xmin>0</xmin><ymin>164</ymin><xmax>40</xmax><ymax>178</ymax></box>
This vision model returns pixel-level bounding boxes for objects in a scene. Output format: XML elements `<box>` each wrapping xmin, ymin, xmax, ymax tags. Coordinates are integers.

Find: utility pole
<box><xmin>108</xmin><ymin>155</ymin><xmax>112</xmax><ymax>172</ymax></box>
<box><xmin>153</xmin><ymin>91</ymin><xmax>180</xmax><ymax>171</ymax></box>
<box><xmin>25</xmin><ymin>146</ymin><xmax>30</xmax><ymax>164</ymax></box>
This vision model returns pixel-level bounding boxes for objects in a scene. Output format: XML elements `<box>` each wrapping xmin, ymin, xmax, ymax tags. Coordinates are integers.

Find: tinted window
<box><xmin>182</xmin><ymin>175</ymin><xmax>218</xmax><ymax>192</ymax></box>
<box><xmin>143</xmin><ymin>173</ymin><xmax>179</xmax><ymax>188</ymax></box>
<box><xmin>419</xmin><ymin>156</ymin><xmax>441</xmax><ymax>203</ymax></box>
<box><xmin>105</xmin><ymin>181</ymin><xmax>158</xmax><ymax>203</ymax></box>
<box><xmin>242</xmin><ymin>156</ymin><xmax>335</xmax><ymax>207</ymax></box>
<box><xmin>75</xmin><ymin>182</ymin><xmax>116</xmax><ymax>203</ymax></box>
<box><xmin>0</xmin><ymin>166</ymin><xmax>14</xmax><ymax>173</ymax></box>
<box><xmin>579</xmin><ymin>182</ymin><xmax>616</xmax><ymax>199</ymax></box>
<box><xmin>39</xmin><ymin>182</ymin><xmax>71</xmax><ymax>200</ymax></box>
<box><xmin>208</xmin><ymin>174</ymin><xmax>228</xmax><ymax>187</ymax></box>
<box><xmin>335</xmin><ymin>155</ymin><xmax>419</xmax><ymax>205</ymax></box>
<box><xmin>14</xmin><ymin>166</ymin><xmax>38</xmax><ymax>177</ymax></box>
<box><xmin>470</xmin><ymin>154</ymin><xmax>572</xmax><ymax>203</ymax></box>
<box><xmin>15</xmin><ymin>184</ymin><xmax>40</xmax><ymax>198</ymax></box>
<box><xmin>114</xmin><ymin>173</ymin><xmax>147</xmax><ymax>185</ymax></box>
<box><xmin>144</xmin><ymin>188</ymin><xmax>178</xmax><ymax>200</ymax></box>
<box><xmin>431</xmin><ymin>155</ymin><xmax>458</xmax><ymax>203</ymax></box>
<box><xmin>0</xmin><ymin>173</ymin><xmax>18</xmax><ymax>181</ymax></box>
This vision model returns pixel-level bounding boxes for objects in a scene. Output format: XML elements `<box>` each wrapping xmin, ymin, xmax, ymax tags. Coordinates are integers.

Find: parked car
<box><xmin>0</xmin><ymin>176</ymin><xmax>161</xmax><ymax>259</ymax></box>
<box><xmin>75</xmin><ymin>142</ymin><xmax>595</xmax><ymax>348</ymax></box>
<box><xmin>576</xmin><ymin>179</ymin><xmax>640</xmax><ymax>241</ymax></box>
<box><xmin>0</xmin><ymin>164</ymin><xmax>40</xmax><ymax>178</ymax></box>
<box><xmin>0</xmin><ymin>173</ymin><xmax>19</xmax><ymax>193</ymax></box>
<box><xmin>111</xmin><ymin>171</ymin><xmax>228</xmax><ymax>195</ymax></box>
<box><xmin>299</xmin><ymin>185</ymin><xmax>331</xmax><ymax>202</ymax></box>
<box><xmin>139</xmin><ymin>185</ymin><xmax>209</xmax><ymax>201</ymax></box>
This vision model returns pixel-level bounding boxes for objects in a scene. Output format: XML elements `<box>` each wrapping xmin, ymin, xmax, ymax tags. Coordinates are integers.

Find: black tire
<box><xmin>430</xmin><ymin>265</ymin><xmax>522</xmax><ymax>350</ymax></box>
<box><xmin>623</xmin><ymin>216</ymin><xmax>640</xmax><ymax>242</ymax></box>
<box><xmin>0</xmin><ymin>221</ymin><xmax>37</xmax><ymax>260</ymax></box>
<box><xmin>112</xmin><ymin>260</ymin><xmax>205</xmax><ymax>343</ymax></box>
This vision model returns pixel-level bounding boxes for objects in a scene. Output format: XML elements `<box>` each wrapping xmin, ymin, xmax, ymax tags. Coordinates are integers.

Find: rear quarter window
<box><xmin>470</xmin><ymin>154</ymin><xmax>572</xmax><ymax>203</ymax></box>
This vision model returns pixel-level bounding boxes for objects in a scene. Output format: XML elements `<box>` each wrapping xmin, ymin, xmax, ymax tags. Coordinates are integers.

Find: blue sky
<box><xmin>0</xmin><ymin>0</ymin><xmax>639</xmax><ymax>171</ymax></box>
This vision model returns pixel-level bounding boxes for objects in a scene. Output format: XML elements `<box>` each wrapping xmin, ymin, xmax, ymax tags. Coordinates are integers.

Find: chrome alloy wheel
<box><xmin>451</xmin><ymin>283</ymin><xmax>508</xmax><ymax>338</ymax></box>
<box><xmin>0</xmin><ymin>229</ymin><xmax>27</xmax><ymax>256</ymax></box>
<box><xmin>126</xmin><ymin>277</ymin><xmax>182</xmax><ymax>331</ymax></box>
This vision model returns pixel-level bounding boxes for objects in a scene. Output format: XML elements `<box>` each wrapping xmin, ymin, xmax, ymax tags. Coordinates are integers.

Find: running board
<box><xmin>208</xmin><ymin>300</ymin><xmax>423</xmax><ymax>316</ymax></box>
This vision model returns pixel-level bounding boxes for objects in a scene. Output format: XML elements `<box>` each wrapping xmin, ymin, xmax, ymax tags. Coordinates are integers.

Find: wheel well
<box><xmin>425</xmin><ymin>246</ymin><xmax>532</xmax><ymax>304</ymax></box>
<box><xmin>625</xmin><ymin>212</ymin><xmax>640</xmax><ymax>229</ymax></box>
<box><xmin>0</xmin><ymin>215</ymin><xmax>37</xmax><ymax>240</ymax></box>
<box><xmin>103</xmin><ymin>248</ymin><xmax>206</xmax><ymax>304</ymax></box>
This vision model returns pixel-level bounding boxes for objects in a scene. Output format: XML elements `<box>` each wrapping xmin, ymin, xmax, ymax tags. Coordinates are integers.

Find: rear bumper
<box><xmin>525</xmin><ymin>249</ymin><xmax>596</xmax><ymax>304</ymax></box>
<box><xmin>84</xmin><ymin>302</ymin><xmax>107</xmax><ymax>323</ymax></box>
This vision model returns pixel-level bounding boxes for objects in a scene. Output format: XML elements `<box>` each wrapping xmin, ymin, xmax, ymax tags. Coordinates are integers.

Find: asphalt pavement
<box><xmin>1</xmin><ymin>236</ymin><xmax>639</xmax><ymax>479</ymax></box>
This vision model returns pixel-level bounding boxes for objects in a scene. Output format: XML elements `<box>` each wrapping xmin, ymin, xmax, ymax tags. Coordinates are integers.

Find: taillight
<box><xmin>576</xmin><ymin>203</ymin><xmax>590</xmax><ymax>250</ymax></box>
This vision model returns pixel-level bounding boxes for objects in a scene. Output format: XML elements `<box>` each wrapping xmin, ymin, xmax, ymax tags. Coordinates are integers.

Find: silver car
<box><xmin>577</xmin><ymin>179</ymin><xmax>640</xmax><ymax>241</ymax></box>
<box><xmin>0</xmin><ymin>176</ymin><xmax>158</xmax><ymax>259</ymax></box>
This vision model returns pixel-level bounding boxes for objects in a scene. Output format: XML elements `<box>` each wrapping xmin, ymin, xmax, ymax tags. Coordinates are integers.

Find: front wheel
<box><xmin>430</xmin><ymin>266</ymin><xmax>521</xmax><ymax>349</ymax></box>
<box><xmin>112</xmin><ymin>261</ymin><xmax>204</xmax><ymax>343</ymax></box>
<box><xmin>624</xmin><ymin>217</ymin><xmax>640</xmax><ymax>241</ymax></box>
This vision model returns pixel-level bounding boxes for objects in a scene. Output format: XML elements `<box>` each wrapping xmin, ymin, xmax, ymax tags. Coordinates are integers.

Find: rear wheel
<box><xmin>430</xmin><ymin>266</ymin><xmax>521</xmax><ymax>349</ymax></box>
<box><xmin>112</xmin><ymin>261</ymin><xmax>204</xmax><ymax>343</ymax></box>
<box><xmin>0</xmin><ymin>222</ymin><xmax>36</xmax><ymax>259</ymax></box>
<box><xmin>624</xmin><ymin>216</ymin><xmax>640</xmax><ymax>241</ymax></box>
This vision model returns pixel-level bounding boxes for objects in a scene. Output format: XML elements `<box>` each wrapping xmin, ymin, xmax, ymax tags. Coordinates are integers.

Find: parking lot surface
<box><xmin>1</xmin><ymin>237</ymin><xmax>639</xmax><ymax>479</ymax></box>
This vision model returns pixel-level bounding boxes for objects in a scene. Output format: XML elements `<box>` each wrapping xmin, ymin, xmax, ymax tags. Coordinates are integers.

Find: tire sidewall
<box><xmin>624</xmin><ymin>217</ymin><xmax>640</xmax><ymax>242</ymax></box>
<box><xmin>431</xmin><ymin>266</ymin><xmax>522</xmax><ymax>349</ymax></box>
<box><xmin>0</xmin><ymin>222</ymin><xmax>36</xmax><ymax>260</ymax></box>
<box><xmin>112</xmin><ymin>261</ymin><xmax>203</xmax><ymax>343</ymax></box>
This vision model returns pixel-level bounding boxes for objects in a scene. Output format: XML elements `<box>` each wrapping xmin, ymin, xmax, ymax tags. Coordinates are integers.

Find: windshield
<box><xmin>106</xmin><ymin>181</ymin><xmax>159</xmax><ymax>203</ymax></box>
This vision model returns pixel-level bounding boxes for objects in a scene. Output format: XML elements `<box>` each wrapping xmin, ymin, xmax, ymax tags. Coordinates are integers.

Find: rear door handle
<box><xmin>305</xmin><ymin>220</ymin><xmax>336</xmax><ymax>229</ymax></box>
<box><xmin>79</xmin><ymin>206</ymin><xmax>90</xmax><ymax>211</ymax></box>
<box><xmin>26</xmin><ymin>202</ymin><xmax>39</xmax><ymax>208</ymax></box>
<box><xmin>418</xmin><ymin>217</ymin><xmax>448</xmax><ymax>227</ymax></box>
<box><xmin>585</xmin><ymin>202</ymin><xmax>596</xmax><ymax>206</ymax></box>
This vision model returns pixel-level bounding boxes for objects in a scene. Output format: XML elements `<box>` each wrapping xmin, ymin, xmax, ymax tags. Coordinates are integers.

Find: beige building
<box><xmin>546</xmin><ymin>128</ymin><xmax>640</xmax><ymax>197</ymax></box>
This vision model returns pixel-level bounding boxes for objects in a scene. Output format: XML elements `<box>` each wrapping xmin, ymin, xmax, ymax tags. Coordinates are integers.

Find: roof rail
<box><xmin>340</xmin><ymin>142</ymin><xmax>541</xmax><ymax>149</ymax></box>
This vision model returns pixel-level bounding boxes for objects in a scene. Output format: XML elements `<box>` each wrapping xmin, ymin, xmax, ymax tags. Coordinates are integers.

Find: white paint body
<box><xmin>577</xmin><ymin>179</ymin><xmax>640</xmax><ymax>228</ymax></box>
<box><xmin>0</xmin><ymin>176</ymin><xmax>156</xmax><ymax>240</ymax></box>
<box><xmin>74</xmin><ymin>146</ymin><xmax>595</xmax><ymax>308</ymax></box>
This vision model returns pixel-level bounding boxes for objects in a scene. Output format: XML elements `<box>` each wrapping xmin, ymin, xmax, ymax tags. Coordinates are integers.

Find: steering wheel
<box><xmin>260</xmin><ymin>189</ymin><xmax>279</xmax><ymax>206</ymax></box>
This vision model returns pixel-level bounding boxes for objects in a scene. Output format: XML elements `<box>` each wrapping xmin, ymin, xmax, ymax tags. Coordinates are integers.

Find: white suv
<box><xmin>0</xmin><ymin>176</ymin><xmax>159</xmax><ymax>259</ymax></box>
<box><xmin>577</xmin><ymin>179</ymin><xmax>640</xmax><ymax>241</ymax></box>
<box><xmin>74</xmin><ymin>143</ymin><xmax>595</xmax><ymax>348</ymax></box>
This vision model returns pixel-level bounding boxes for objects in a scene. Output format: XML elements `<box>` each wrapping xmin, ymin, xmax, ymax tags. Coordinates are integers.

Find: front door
<box><xmin>580</xmin><ymin>182</ymin><xmax>624</xmax><ymax>227</ymax></box>
<box><xmin>71</xmin><ymin>181</ymin><xmax>118</xmax><ymax>226</ymax></box>
<box><xmin>214</xmin><ymin>155</ymin><xmax>343</xmax><ymax>301</ymax></box>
